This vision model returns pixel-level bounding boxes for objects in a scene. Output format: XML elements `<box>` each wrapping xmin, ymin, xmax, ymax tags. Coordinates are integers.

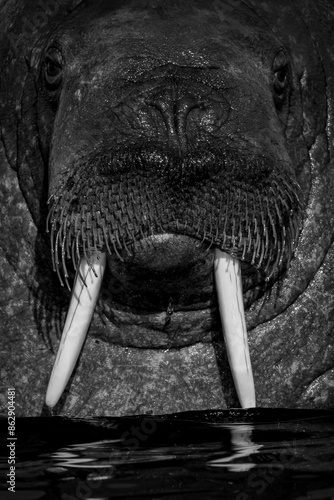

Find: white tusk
<box><xmin>214</xmin><ymin>249</ymin><xmax>256</xmax><ymax>408</ymax></box>
<box><xmin>45</xmin><ymin>252</ymin><xmax>107</xmax><ymax>408</ymax></box>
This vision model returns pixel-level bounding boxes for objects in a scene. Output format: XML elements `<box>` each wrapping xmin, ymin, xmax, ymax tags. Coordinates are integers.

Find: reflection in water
<box><xmin>0</xmin><ymin>409</ymin><xmax>333</xmax><ymax>499</ymax></box>
<box><xmin>206</xmin><ymin>424</ymin><xmax>263</xmax><ymax>471</ymax></box>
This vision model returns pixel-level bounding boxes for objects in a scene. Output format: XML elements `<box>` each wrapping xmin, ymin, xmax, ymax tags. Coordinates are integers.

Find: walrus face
<box><xmin>34</xmin><ymin>0</ymin><xmax>303</xmax><ymax>408</ymax></box>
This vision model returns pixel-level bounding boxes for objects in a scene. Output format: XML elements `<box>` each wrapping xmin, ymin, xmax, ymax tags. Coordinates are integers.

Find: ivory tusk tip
<box><xmin>45</xmin><ymin>252</ymin><xmax>107</xmax><ymax>408</ymax></box>
<box><xmin>45</xmin><ymin>393</ymin><xmax>59</xmax><ymax>408</ymax></box>
<box><xmin>214</xmin><ymin>249</ymin><xmax>256</xmax><ymax>409</ymax></box>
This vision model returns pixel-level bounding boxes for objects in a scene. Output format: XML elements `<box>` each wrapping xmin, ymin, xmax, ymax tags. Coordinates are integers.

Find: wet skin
<box><xmin>41</xmin><ymin>1</ymin><xmax>301</xmax><ymax>345</ymax></box>
<box><xmin>1</xmin><ymin>0</ymin><xmax>333</xmax><ymax>415</ymax></box>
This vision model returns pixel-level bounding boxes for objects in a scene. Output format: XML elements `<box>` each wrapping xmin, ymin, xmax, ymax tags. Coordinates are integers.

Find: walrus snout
<box><xmin>47</xmin><ymin>145</ymin><xmax>302</xmax><ymax>291</ymax></box>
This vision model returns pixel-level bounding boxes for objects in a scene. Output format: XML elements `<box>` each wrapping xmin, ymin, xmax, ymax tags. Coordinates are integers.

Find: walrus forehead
<box><xmin>47</xmin><ymin>0</ymin><xmax>279</xmax><ymax>72</ymax></box>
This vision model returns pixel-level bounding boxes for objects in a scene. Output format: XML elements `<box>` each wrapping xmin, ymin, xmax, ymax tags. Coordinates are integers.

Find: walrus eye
<box><xmin>272</xmin><ymin>50</ymin><xmax>289</xmax><ymax>108</ymax></box>
<box><xmin>274</xmin><ymin>66</ymin><xmax>288</xmax><ymax>94</ymax></box>
<box><xmin>44</xmin><ymin>48</ymin><xmax>63</xmax><ymax>90</ymax></box>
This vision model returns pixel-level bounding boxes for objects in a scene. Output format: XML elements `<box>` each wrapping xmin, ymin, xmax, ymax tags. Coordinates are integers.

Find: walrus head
<box><xmin>5</xmin><ymin>0</ymin><xmax>320</xmax><ymax>412</ymax></box>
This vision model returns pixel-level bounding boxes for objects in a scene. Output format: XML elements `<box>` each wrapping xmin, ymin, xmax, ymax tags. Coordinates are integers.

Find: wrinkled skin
<box><xmin>0</xmin><ymin>0</ymin><xmax>334</xmax><ymax>417</ymax></box>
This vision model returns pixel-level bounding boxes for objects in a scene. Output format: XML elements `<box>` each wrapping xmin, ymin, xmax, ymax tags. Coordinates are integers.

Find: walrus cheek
<box><xmin>45</xmin><ymin>249</ymin><xmax>255</xmax><ymax>410</ymax></box>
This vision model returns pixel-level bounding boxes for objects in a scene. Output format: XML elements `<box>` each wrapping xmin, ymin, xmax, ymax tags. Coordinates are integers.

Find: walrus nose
<box><xmin>148</xmin><ymin>85</ymin><xmax>229</xmax><ymax>156</ymax></box>
<box><xmin>149</xmin><ymin>92</ymin><xmax>199</xmax><ymax>155</ymax></box>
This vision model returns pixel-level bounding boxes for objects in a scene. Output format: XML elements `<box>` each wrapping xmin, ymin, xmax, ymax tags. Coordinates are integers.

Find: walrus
<box><xmin>0</xmin><ymin>0</ymin><xmax>333</xmax><ymax>416</ymax></box>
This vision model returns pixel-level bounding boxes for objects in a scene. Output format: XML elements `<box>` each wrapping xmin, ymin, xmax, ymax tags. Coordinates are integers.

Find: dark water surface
<box><xmin>1</xmin><ymin>409</ymin><xmax>334</xmax><ymax>499</ymax></box>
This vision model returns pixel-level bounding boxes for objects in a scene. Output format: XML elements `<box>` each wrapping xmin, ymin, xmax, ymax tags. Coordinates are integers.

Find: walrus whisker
<box><xmin>102</xmin><ymin>223</ymin><xmax>112</xmax><ymax>255</ymax></box>
<box><xmin>122</xmin><ymin>237</ymin><xmax>132</xmax><ymax>257</ymax></box>
<box><xmin>54</xmin><ymin>230</ymin><xmax>61</xmax><ymax>269</ymax></box>
<box><xmin>98</xmin><ymin>225</ymin><xmax>104</xmax><ymax>249</ymax></box>
<box><xmin>45</xmin><ymin>151</ymin><xmax>302</xmax><ymax>291</ymax></box>
<box><xmin>205</xmin><ymin>232</ymin><xmax>215</xmax><ymax>253</ymax></box>
<box><xmin>50</xmin><ymin>223</ymin><xmax>56</xmax><ymax>272</ymax></box>
<box><xmin>60</xmin><ymin>202</ymin><xmax>68</xmax><ymax>224</ymax></box>
<box><xmin>92</xmin><ymin>221</ymin><xmax>97</xmax><ymax>250</ymax></box>
<box><xmin>286</xmin><ymin>233</ymin><xmax>294</xmax><ymax>271</ymax></box>
<box><xmin>237</xmin><ymin>220</ymin><xmax>243</xmax><ymax>249</ymax></box>
<box><xmin>246</xmin><ymin>225</ymin><xmax>252</xmax><ymax>254</ymax></box>
<box><xmin>258</xmin><ymin>235</ymin><xmax>265</xmax><ymax>268</ymax></box>
<box><xmin>87</xmin><ymin>232</ymin><xmax>93</xmax><ymax>260</ymax></box>
<box><xmin>222</xmin><ymin>192</ymin><xmax>229</xmax><ymax>248</ymax></box>
<box><xmin>244</xmin><ymin>192</ymin><xmax>249</xmax><ymax>229</ymax></box>
<box><xmin>63</xmin><ymin>214</ymin><xmax>71</xmax><ymax>259</ymax></box>
<box><xmin>241</xmin><ymin>238</ymin><xmax>247</xmax><ymax>261</ymax></box>
<box><xmin>274</xmin><ymin>239</ymin><xmax>282</xmax><ymax>273</ymax></box>
<box><xmin>113</xmin><ymin>229</ymin><xmax>120</xmax><ymax>249</ymax></box>
<box><xmin>111</xmin><ymin>237</ymin><xmax>124</xmax><ymax>262</ymax></box>
<box><xmin>263</xmin><ymin>203</ymin><xmax>269</xmax><ymax>255</ymax></box>
<box><xmin>71</xmin><ymin>238</ymin><xmax>77</xmax><ymax>272</ymax></box>
<box><xmin>251</xmin><ymin>228</ymin><xmax>258</xmax><ymax>266</ymax></box>
<box><xmin>279</xmin><ymin>238</ymin><xmax>285</xmax><ymax>268</ymax></box>
<box><xmin>61</xmin><ymin>231</ymin><xmax>70</xmax><ymax>290</ymax></box>
<box><xmin>80</xmin><ymin>220</ymin><xmax>85</xmax><ymax>251</ymax></box>
<box><xmin>75</xmin><ymin>229</ymin><xmax>81</xmax><ymax>266</ymax></box>
<box><xmin>55</xmin><ymin>253</ymin><xmax>64</xmax><ymax>288</ymax></box>
<box><xmin>82</xmin><ymin>236</ymin><xmax>89</xmax><ymax>266</ymax></box>
<box><xmin>264</xmin><ymin>244</ymin><xmax>274</xmax><ymax>277</ymax></box>
<box><xmin>64</xmin><ymin>270</ymin><xmax>71</xmax><ymax>291</ymax></box>
<box><xmin>199</xmin><ymin>227</ymin><xmax>207</xmax><ymax>246</ymax></box>
<box><xmin>87</xmin><ymin>227</ymin><xmax>93</xmax><ymax>256</ymax></box>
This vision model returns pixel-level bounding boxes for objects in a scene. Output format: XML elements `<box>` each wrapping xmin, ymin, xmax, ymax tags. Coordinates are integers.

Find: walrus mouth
<box><xmin>45</xmin><ymin>147</ymin><xmax>302</xmax><ymax>410</ymax></box>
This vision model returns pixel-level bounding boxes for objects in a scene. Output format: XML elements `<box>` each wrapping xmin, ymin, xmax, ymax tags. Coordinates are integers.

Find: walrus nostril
<box><xmin>144</xmin><ymin>66</ymin><xmax>232</xmax><ymax>157</ymax></box>
<box><xmin>149</xmin><ymin>92</ymin><xmax>203</xmax><ymax>156</ymax></box>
